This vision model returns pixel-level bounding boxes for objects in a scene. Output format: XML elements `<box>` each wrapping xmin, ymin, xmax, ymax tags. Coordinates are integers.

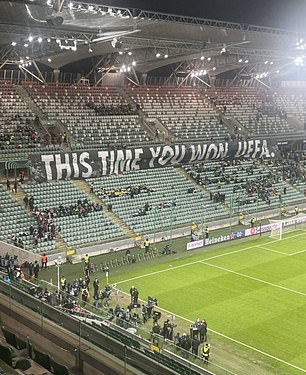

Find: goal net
<box><xmin>269</xmin><ymin>213</ymin><xmax>306</xmax><ymax>240</ymax></box>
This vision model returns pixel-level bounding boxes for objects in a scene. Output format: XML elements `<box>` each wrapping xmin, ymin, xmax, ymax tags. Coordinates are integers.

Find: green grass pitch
<box><xmin>111</xmin><ymin>231</ymin><xmax>306</xmax><ymax>375</ymax></box>
<box><xmin>41</xmin><ymin>230</ymin><xmax>306</xmax><ymax>375</ymax></box>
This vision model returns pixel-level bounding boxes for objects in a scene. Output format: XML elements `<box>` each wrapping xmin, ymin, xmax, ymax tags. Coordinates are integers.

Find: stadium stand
<box><xmin>0</xmin><ymin>184</ymin><xmax>55</xmax><ymax>253</ymax></box>
<box><xmin>209</xmin><ymin>88</ymin><xmax>296</xmax><ymax>138</ymax></box>
<box><xmin>0</xmin><ymin>82</ymin><xmax>44</xmax><ymax>159</ymax></box>
<box><xmin>88</xmin><ymin>166</ymin><xmax>228</xmax><ymax>235</ymax></box>
<box><xmin>124</xmin><ymin>86</ymin><xmax>230</xmax><ymax>142</ymax></box>
<box><xmin>22</xmin><ymin>179</ymin><xmax>125</xmax><ymax>247</ymax></box>
<box><xmin>23</xmin><ymin>83</ymin><xmax>153</xmax><ymax>150</ymax></box>
<box><xmin>272</xmin><ymin>90</ymin><xmax>306</xmax><ymax>123</ymax></box>
<box><xmin>185</xmin><ymin>160</ymin><xmax>305</xmax><ymax>214</ymax></box>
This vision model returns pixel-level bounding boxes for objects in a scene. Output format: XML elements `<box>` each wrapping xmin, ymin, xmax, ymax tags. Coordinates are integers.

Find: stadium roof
<box><xmin>0</xmin><ymin>0</ymin><xmax>304</xmax><ymax>81</ymax></box>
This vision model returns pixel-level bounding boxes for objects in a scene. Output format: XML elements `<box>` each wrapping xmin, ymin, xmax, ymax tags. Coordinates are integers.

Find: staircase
<box><xmin>72</xmin><ymin>179</ymin><xmax>135</xmax><ymax>238</ymax></box>
<box><xmin>175</xmin><ymin>167</ymin><xmax>231</xmax><ymax>214</ymax></box>
<box><xmin>225</xmin><ymin>116</ymin><xmax>249</xmax><ymax>138</ymax></box>
<box><xmin>15</xmin><ymin>85</ymin><xmax>51</xmax><ymax>141</ymax></box>
<box><xmin>197</xmin><ymin>89</ymin><xmax>249</xmax><ymax>139</ymax></box>
<box><xmin>287</xmin><ymin>116</ymin><xmax>304</xmax><ymax>133</ymax></box>
<box><xmin>118</xmin><ymin>87</ymin><xmax>174</xmax><ymax>144</ymax></box>
<box><xmin>15</xmin><ymin>84</ymin><xmax>76</xmax><ymax>148</ymax></box>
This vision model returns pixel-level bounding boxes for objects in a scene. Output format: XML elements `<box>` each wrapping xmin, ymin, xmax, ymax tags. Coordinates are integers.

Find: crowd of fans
<box><xmin>94</xmin><ymin>184</ymin><xmax>155</xmax><ymax>199</ymax></box>
<box><xmin>85</xmin><ymin>102</ymin><xmax>138</xmax><ymax>116</ymax></box>
<box><xmin>185</xmin><ymin>159</ymin><xmax>283</xmax><ymax>209</ymax></box>
<box><xmin>0</xmin><ymin>120</ymin><xmax>43</xmax><ymax>150</ymax></box>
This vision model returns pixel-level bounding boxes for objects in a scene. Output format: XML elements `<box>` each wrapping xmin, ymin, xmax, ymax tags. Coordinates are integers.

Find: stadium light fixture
<box><xmin>28</xmin><ymin>36</ymin><xmax>33</xmax><ymax>42</ymax></box>
<box><xmin>118</xmin><ymin>51</ymin><xmax>123</xmax><ymax>55</ymax></box>
<box><xmin>238</xmin><ymin>58</ymin><xmax>243</xmax><ymax>63</ymax></box>
<box><xmin>24</xmin><ymin>43</ymin><xmax>29</xmax><ymax>47</ymax></box>
<box><xmin>212</xmin><ymin>67</ymin><xmax>216</xmax><ymax>71</ymax></box>
<box><xmin>47</xmin><ymin>58</ymin><xmax>52</xmax><ymax>62</ymax></box>
<box><xmin>11</xmin><ymin>42</ymin><xmax>16</xmax><ymax>46</ymax></box>
<box><xmin>244</xmin><ymin>59</ymin><xmax>249</xmax><ymax>63</ymax></box>
<box><xmin>132</xmin><ymin>60</ymin><xmax>136</xmax><ymax>66</ymax></box>
<box><xmin>156</xmin><ymin>52</ymin><xmax>161</xmax><ymax>58</ymax></box>
<box><xmin>200</xmin><ymin>55</ymin><xmax>205</xmax><ymax>60</ymax></box>
<box><xmin>270</xmin><ymin>61</ymin><xmax>274</xmax><ymax>65</ymax></box>
<box><xmin>294</xmin><ymin>56</ymin><xmax>304</xmax><ymax>66</ymax></box>
<box><xmin>264</xmin><ymin>60</ymin><xmax>269</xmax><ymax>64</ymax></box>
<box><xmin>207</xmin><ymin>57</ymin><xmax>211</xmax><ymax>61</ymax></box>
<box><xmin>164</xmin><ymin>54</ymin><xmax>168</xmax><ymax>58</ymax></box>
<box><xmin>128</xmin><ymin>51</ymin><xmax>132</xmax><ymax>56</ymax></box>
<box><xmin>38</xmin><ymin>37</ymin><xmax>43</xmax><ymax>43</ymax></box>
<box><xmin>47</xmin><ymin>38</ymin><xmax>51</xmax><ymax>43</ymax></box>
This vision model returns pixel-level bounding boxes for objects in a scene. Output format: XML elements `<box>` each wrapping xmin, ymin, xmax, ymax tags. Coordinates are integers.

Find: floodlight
<box><xmin>294</xmin><ymin>56</ymin><xmax>304</xmax><ymax>66</ymax></box>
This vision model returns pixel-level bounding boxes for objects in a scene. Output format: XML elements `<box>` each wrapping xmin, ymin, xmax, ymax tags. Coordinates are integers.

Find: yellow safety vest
<box><xmin>84</xmin><ymin>255</ymin><xmax>89</xmax><ymax>264</ymax></box>
<box><xmin>203</xmin><ymin>347</ymin><xmax>210</xmax><ymax>357</ymax></box>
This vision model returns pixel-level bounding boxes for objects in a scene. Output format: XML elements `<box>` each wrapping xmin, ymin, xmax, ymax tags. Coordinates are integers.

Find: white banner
<box><xmin>186</xmin><ymin>239</ymin><xmax>204</xmax><ymax>250</ymax></box>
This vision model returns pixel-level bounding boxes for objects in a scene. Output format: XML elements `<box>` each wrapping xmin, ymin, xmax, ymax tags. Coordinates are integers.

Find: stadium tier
<box><xmin>185</xmin><ymin>160</ymin><xmax>305</xmax><ymax>214</ymax></box>
<box><xmin>124</xmin><ymin>86</ymin><xmax>230</xmax><ymax>142</ymax></box>
<box><xmin>88</xmin><ymin>167</ymin><xmax>229</xmax><ymax>234</ymax></box>
<box><xmin>21</xmin><ymin>179</ymin><xmax>125</xmax><ymax>247</ymax></box>
<box><xmin>23</xmin><ymin>83</ymin><xmax>153</xmax><ymax>150</ymax></box>
<box><xmin>0</xmin><ymin>82</ymin><xmax>43</xmax><ymax>159</ymax></box>
<box><xmin>0</xmin><ymin>184</ymin><xmax>56</xmax><ymax>253</ymax></box>
<box><xmin>209</xmin><ymin>87</ymin><xmax>297</xmax><ymax>138</ymax></box>
<box><xmin>273</xmin><ymin>90</ymin><xmax>306</xmax><ymax>123</ymax></box>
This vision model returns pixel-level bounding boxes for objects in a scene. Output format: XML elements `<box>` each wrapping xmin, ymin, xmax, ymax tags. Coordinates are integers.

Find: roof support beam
<box><xmin>194</xmin><ymin>75</ymin><xmax>211</xmax><ymax>88</ymax></box>
<box><xmin>19</xmin><ymin>66</ymin><xmax>44</xmax><ymax>84</ymax></box>
<box><xmin>32</xmin><ymin>60</ymin><xmax>46</xmax><ymax>83</ymax></box>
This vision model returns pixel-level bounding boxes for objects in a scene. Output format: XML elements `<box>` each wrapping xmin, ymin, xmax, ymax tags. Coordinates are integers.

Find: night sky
<box><xmin>102</xmin><ymin>0</ymin><xmax>306</xmax><ymax>31</ymax></box>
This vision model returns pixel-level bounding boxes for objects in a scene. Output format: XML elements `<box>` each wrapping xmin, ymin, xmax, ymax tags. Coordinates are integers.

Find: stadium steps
<box><xmin>17</xmin><ymin>84</ymin><xmax>77</xmax><ymax>148</ymax></box>
<box><xmin>175</xmin><ymin>166</ymin><xmax>232</xmax><ymax>214</ymax></box>
<box><xmin>118</xmin><ymin>87</ymin><xmax>174</xmax><ymax>144</ymax></box>
<box><xmin>55</xmin><ymin>236</ymin><xmax>72</xmax><ymax>254</ymax></box>
<box><xmin>197</xmin><ymin>88</ymin><xmax>249</xmax><ymax>138</ymax></box>
<box><xmin>117</xmin><ymin>88</ymin><xmax>157</xmax><ymax>140</ymax></box>
<box><xmin>72</xmin><ymin>179</ymin><xmax>135</xmax><ymax>238</ymax></box>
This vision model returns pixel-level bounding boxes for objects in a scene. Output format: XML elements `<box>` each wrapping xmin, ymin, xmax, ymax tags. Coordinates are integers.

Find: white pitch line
<box><xmin>200</xmin><ymin>261</ymin><xmax>306</xmax><ymax>298</ymax></box>
<box><xmin>289</xmin><ymin>249</ymin><xmax>306</xmax><ymax>256</ymax></box>
<box><xmin>116</xmin><ymin>244</ymin><xmax>259</xmax><ymax>285</ymax></box>
<box><xmin>256</xmin><ymin>245</ymin><xmax>290</xmax><ymax>256</ymax></box>
<box><xmin>116</xmin><ymin>231</ymin><xmax>306</xmax><ymax>286</ymax></box>
<box><xmin>117</xmin><ymin>289</ymin><xmax>306</xmax><ymax>374</ymax></box>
